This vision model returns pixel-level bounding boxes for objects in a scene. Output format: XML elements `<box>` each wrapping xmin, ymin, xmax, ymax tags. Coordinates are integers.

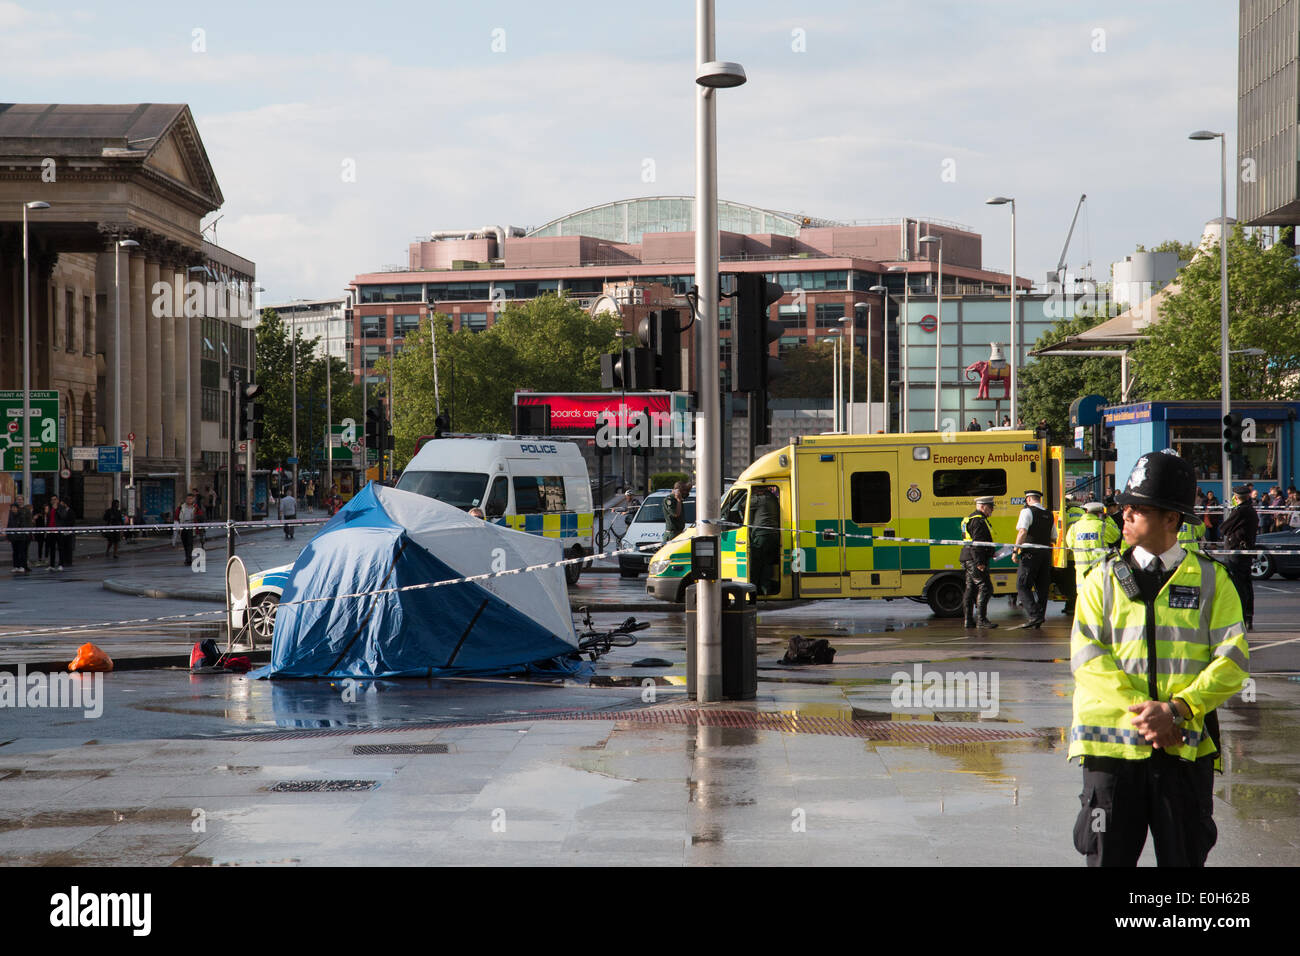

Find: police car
<box><xmin>231</xmin><ymin>563</ymin><xmax>293</xmax><ymax>643</ymax></box>
<box><xmin>618</xmin><ymin>490</ymin><xmax>696</xmax><ymax>578</ymax></box>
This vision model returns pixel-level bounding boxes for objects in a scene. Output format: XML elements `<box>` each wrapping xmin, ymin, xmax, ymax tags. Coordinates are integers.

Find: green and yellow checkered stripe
<box><xmin>788</xmin><ymin>516</ymin><xmax>1018</xmax><ymax>573</ymax></box>
<box><xmin>498</xmin><ymin>511</ymin><xmax>593</xmax><ymax>543</ymax></box>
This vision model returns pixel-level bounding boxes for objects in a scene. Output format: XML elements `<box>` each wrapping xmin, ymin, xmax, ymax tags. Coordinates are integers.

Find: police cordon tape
<box><xmin>0</xmin><ymin>525</ymin><xmax>1276</xmax><ymax>643</ymax></box>
<box><xmin>0</xmin><ymin>516</ymin><xmax>328</xmax><ymax>536</ymax></box>
<box><xmin>0</xmin><ymin>539</ymin><xmax>668</xmax><ymax>641</ymax></box>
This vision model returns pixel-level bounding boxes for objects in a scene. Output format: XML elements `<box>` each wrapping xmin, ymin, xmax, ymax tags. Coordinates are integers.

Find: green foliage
<box><xmin>1134</xmin><ymin>238</ymin><xmax>1198</xmax><ymax>264</ymax></box>
<box><xmin>767</xmin><ymin>341</ymin><xmax>882</xmax><ymax>400</ymax></box>
<box><xmin>1129</xmin><ymin>226</ymin><xmax>1300</xmax><ymax>401</ymax></box>
<box><xmin>650</xmin><ymin>472</ymin><xmax>688</xmax><ymax>491</ymax></box>
<box><xmin>374</xmin><ymin>294</ymin><xmax>621</xmax><ymax>471</ymax></box>
<box><xmin>253</xmin><ymin>309</ymin><xmax>355</xmax><ymax>471</ymax></box>
<box><xmin>1017</xmin><ymin>305</ymin><xmax>1126</xmax><ymax>441</ymax></box>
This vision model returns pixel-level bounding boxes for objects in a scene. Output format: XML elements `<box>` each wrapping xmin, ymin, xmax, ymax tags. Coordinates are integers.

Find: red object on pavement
<box><xmin>69</xmin><ymin>643</ymin><xmax>114</xmax><ymax>672</ymax></box>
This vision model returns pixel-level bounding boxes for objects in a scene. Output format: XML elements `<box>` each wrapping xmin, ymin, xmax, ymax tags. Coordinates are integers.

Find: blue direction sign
<box><xmin>286</xmin><ymin>456</ymin><xmax>299</xmax><ymax>465</ymax></box>
<box><xmin>97</xmin><ymin>445</ymin><xmax>123</xmax><ymax>473</ymax></box>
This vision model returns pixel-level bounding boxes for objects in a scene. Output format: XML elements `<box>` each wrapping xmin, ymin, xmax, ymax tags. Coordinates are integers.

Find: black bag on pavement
<box><xmin>780</xmin><ymin>635</ymin><xmax>836</xmax><ymax>665</ymax></box>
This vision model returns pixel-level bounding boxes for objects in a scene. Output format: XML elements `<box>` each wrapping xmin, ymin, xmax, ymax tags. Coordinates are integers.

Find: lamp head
<box><xmin>696</xmin><ymin>61</ymin><xmax>747</xmax><ymax>88</ymax></box>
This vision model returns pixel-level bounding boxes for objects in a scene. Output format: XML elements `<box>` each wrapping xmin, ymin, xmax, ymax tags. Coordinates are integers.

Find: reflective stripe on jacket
<box><xmin>1177</xmin><ymin>520</ymin><xmax>1206</xmax><ymax>553</ymax></box>
<box><xmin>1068</xmin><ymin>549</ymin><xmax>1249</xmax><ymax>763</ymax></box>
<box><xmin>1064</xmin><ymin>513</ymin><xmax>1121</xmax><ymax>587</ymax></box>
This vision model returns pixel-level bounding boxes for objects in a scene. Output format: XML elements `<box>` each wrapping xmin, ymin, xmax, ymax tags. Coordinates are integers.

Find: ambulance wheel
<box><xmin>926</xmin><ymin>576</ymin><xmax>965</xmax><ymax>618</ymax></box>
<box><xmin>565</xmin><ymin>547</ymin><xmax>583</xmax><ymax>586</ymax></box>
<box><xmin>249</xmin><ymin>594</ymin><xmax>280</xmax><ymax>644</ymax></box>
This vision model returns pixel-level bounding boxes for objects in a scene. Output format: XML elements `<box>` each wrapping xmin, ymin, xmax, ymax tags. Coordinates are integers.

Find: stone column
<box><xmin>160</xmin><ymin>264</ymin><xmax>177</xmax><ymax>458</ymax></box>
<box><xmin>190</xmin><ymin>304</ymin><xmax>202</xmax><ymax>474</ymax></box>
<box><xmin>129</xmin><ymin>251</ymin><xmax>146</xmax><ymax>451</ymax></box>
<box><xmin>145</xmin><ymin>257</ymin><xmax>162</xmax><ymax>455</ymax></box>
<box><xmin>173</xmin><ymin>267</ymin><xmax>189</xmax><ymax>467</ymax></box>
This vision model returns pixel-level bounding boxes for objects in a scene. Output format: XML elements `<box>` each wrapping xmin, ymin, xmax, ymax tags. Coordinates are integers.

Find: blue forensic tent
<box><xmin>256</xmin><ymin>484</ymin><xmax>579</xmax><ymax>678</ymax></box>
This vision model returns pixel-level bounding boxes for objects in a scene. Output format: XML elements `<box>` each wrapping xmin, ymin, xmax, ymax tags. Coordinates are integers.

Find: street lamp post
<box><xmin>291</xmin><ymin>322</ymin><xmax>299</xmax><ymax>499</ymax></box>
<box><xmin>614</xmin><ymin>329</ymin><xmax>632</xmax><ymax>488</ymax></box>
<box><xmin>985</xmin><ymin>197</ymin><xmax>1018</xmax><ymax>427</ymax></box>
<box><xmin>868</xmin><ymin>285</ymin><xmax>890</xmax><ymax>431</ymax></box>
<box><xmin>693</xmin><ymin>2</ymin><xmax>746</xmax><ymax>703</ymax></box>
<box><xmin>919</xmin><ymin>235</ymin><xmax>944</xmax><ymax>430</ymax></box>
<box><xmin>1190</xmin><ymin>130</ymin><xmax>1231</xmax><ymax>508</ymax></box>
<box><xmin>828</xmin><ymin>327</ymin><xmax>842</xmax><ymax>432</ymax></box>
<box><xmin>20</xmin><ymin>201</ymin><xmax>50</xmax><ymax>500</ymax></box>
<box><xmin>843</xmin><ymin>311</ymin><xmax>858</xmax><ymax>433</ymax></box>
<box><xmin>887</xmin><ymin>267</ymin><xmax>910</xmax><ymax>431</ymax></box>
<box><xmin>113</xmin><ymin>235</ymin><xmax>139</xmax><ymax>504</ymax></box>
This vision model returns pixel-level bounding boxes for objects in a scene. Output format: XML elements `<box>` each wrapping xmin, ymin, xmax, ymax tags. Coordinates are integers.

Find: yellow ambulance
<box><xmin>645</xmin><ymin>430</ymin><xmax>1070</xmax><ymax>615</ymax></box>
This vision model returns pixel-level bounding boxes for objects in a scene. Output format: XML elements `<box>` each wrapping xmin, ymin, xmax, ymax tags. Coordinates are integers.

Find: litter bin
<box><xmin>684</xmin><ymin>581</ymin><xmax>758</xmax><ymax>700</ymax></box>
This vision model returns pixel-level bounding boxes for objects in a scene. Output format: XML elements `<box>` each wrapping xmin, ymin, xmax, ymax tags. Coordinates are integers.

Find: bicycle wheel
<box><xmin>595</xmin><ymin>528</ymin><xmax>611</xmax><ymax>551</ymax></box>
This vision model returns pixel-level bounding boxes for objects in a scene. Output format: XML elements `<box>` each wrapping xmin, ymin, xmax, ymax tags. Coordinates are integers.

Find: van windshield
<box><xmin>395</xmin><ymin>471</ymin><xmax>490</xmax><ymax>510</ymax></box>
<box><xmin>634</xmin><ymin>496</ymin><xmax>697</xmax><ymax>525</ymax></box>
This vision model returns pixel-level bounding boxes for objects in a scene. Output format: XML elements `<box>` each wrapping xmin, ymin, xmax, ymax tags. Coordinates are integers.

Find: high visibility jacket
<box><xmin>1065</xmin><ymin>513</ymin><xmax>1121</xmax><ymax>588</ymax></box>
<box><xmin>960</xmin><ymin>512</ymin><xmax>995</xmax><ymax>564</ymax></box>
<box><xmin>1177</xmin><ymin>520</ymin><xmax>1206</xmax><ymax>553</ymax></box>
<box><xmin>1069</xmin><ymin>548</ymin><xmax>1249</xmax><ymax>763</ymax></box>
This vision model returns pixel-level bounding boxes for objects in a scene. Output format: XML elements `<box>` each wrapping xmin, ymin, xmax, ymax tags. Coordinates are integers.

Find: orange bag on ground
<box><xmin>69</xmin><ymin>643</ymin><xmax>114</xmax><ymax>672</ymax></box>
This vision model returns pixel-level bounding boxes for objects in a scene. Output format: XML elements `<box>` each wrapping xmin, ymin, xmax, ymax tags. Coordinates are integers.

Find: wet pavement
<box><xmin>2</xmin><ymin>590</ymin><xmax>1298</xmax><ymax>866</ymax></box>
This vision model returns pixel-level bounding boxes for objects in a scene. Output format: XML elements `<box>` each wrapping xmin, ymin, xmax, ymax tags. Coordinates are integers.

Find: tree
<box><xmin>767</xmin><ymin>341</ymin><xmax>881</xmax><ymax>400</ymax></box>
<box><xmin>1134</xmin><ymin>238</ymin><xmax>1198</xmax><ymax>264</ymax></box>
<box><xmin>253</xmin><ymin>309</ymin><xmax>355</xmax><ymax>473</ymax></box>
<box><xmin>1016</xmin><ymin>306</ymin><xmax>1126</xmax><ymax>442</ymax></box>
<box><xmin>1130</xmin><ymin>225</ymin><xmax>1300</xmax><ymax>401</ymax></box>
<box><xmin>374</xmin><ymin>294</ymin><xmax>621</xmax><ymax>470</ymax></box>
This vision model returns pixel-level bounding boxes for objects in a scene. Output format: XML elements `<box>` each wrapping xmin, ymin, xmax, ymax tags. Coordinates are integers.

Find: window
<box><xmin>485</xmin><ymin>476</ymin><xmax>509</xmax><ymax>517</ymax></box>
<box><xmin>1171</xmin><ymin>421</ymin><xmax>1279</xmax><ymax>481</ymax></box>
<box><xmin>720</xmin><ymin>488</ymin><xmax>747</xmax><ymax>529</ymax></box>
<box><xmin>395</xmin><ymin>470</ymin><xmax>490</xmax><ymax>510</ymax></box>
<box><xmin>83</xmin><ymin>295</ymin><xmax>94</xmax><ymax>356</ymax></box>
<box><xmin>718</xmin><ymin>305</ymin><xmax>732</xmax><ymax>329</ymax></box>
<box><xmin>850</xmin><ymin>471</ymin><xmax>892</xmax><ymax>524</ymax></box>
<box><xmin>779</xmin><ymin>303</ymin><xmax>806</xmax><ymax>329</ymax></box>
<box><xmin>202</xmin><ymin>387</ymin><xmax>221</xmax><ymax>421</ymax></box>
<box><xmin>393</xmin><ymin>314</ymin><xmax>422</xmax><ymax>335</ymax></box>
<box><xmin>814</xmin><ymin>303</ymin><xmax>845</xmax><ymax>328</ymax></box>
<box><xmin>513</xmin><ymin>475</ymin><xmax>567</xmax><ymax>514</ymax></box>
<box><xmin>358</xmin><ymin>283</ymin><xmax>422</xmax><ymax>303</ymax></box>
<box><xmin>431</xmin><ymin>282</ymin><xmax>490</xmax><ymax>302</ymax></box>
<box><xmin>462</xmin><ymin>313</ymin><xmax>488</xmax><ymax>332</ymax></box>
<box><xmin>933</xmin><ymin>469</ymin><xmax>1007</xmax><ymax>498</ymax></box>
<box><xmin>82</xmin><ymin>392</ymin><xmax>93</xmax><ymax>445</ymax></box>
<box><xmin>65</xmin><ymin>289</ymin><xmax>76</xmax><ymax>351</ymax></box>
<box><xmin>361</xmin><ymin>316</ymin><xmax>384</xmax><ymax>338</ymax></box>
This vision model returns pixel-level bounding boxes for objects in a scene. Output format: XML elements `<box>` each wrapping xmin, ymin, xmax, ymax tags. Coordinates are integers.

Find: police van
<box><xmin>645</xmin><ymin>430</ymin><xmax>1069</xmax><ymax>615</ymax></box>
<box><xmin>396</xmin><ymin>436</ymin><xmax>594</xmax><ymax>584</ymax></box>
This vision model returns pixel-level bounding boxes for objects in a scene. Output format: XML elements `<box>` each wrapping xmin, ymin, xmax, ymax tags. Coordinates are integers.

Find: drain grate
<box><xmin>233</xmin><ymin>709</ymin><xmax>1045</xmax><ymax>744</ymax></box>
<box><xmin>352</xmin><ymin>744</ymin><xmax>448</xmax><ymax>755</ymax></box>
<box><xmin>266</xmin><ymin>779</ymin><xmax>379</xmax><ymax>793</ymax></box>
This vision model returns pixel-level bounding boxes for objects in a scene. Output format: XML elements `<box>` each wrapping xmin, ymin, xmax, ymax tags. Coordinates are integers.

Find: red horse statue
<box><xmin>965</xmin><ymin>359</ymin><xmax>1011</xmax><ymax>400</ymax></box>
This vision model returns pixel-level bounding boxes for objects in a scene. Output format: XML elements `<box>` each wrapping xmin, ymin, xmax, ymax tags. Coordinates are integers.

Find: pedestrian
<box><xmin>1001</xmin><ymin>415</ymin><xmax>1011</xmax><ymax>428</ymax></box>
<box><xmin>1218</xmin><ymin>485</ymin><xmax>1258</xmax><ymax>631</ymax></box>
<box><xmin>960</xmin><ymin>495</ymin><xmax>998</xmax><ymax>628</ymax></box>
<box><xmin>1013</xmin><ymin>489</ymin><xmax>1054</xmax><ymax>628</ymax></box>
<box><xmin>102</xmin><ymin>499</ymin><xmax>123</xmax><ymax>559</ymax></box>
<box><xmin>278</xmin><ymin>486</ymin><xmax>297</xmax><ymax>539</ymax></box>
<box><xmin>662</xmin><ymin>481</ymin><xmax>689</xmax><ymax>543</ymax></box>
<box><xmin>52</xmin><ymin>494</ymin><xmax>75</xmax><ymax>570</ymax></box>
<box><xmin>176</xmin><ymin>492</ymin><xmax>199</xmax><ymax>566</ymax></box>
<box><xmin>1203</xmin><ymin>491</ymin><xmax>1221</xmax><ymax>542</ymax></box>
<box><xmin>748</xmin><ymin>484</ymin><xmax>782</xmax><ymax>596</ymax></box>
<box><xmin>8</xmin><ymin>495</ymin><xmax>32</xmax><ymax>574</ymax></box>
<box><xmin>306</xmin><ymin>479</ymin><xmax>316</xmax><ymax>510</ymax></box>
<box><xmin>34</xmin><ymin>502</ymin><xmax>48</xmax><ymax>562</ymax></box>
<box><xmin>966</xmin><ymin>417</ymin><xmax>981</xmax><ymax>432</ymax></box>
<box><xmin>1069</xmin><ymin>450</ymin><xmax>1249</xmax><ymax>866</ymax></box>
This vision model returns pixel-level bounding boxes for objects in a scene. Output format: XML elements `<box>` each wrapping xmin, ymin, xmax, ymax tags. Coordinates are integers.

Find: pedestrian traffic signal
<box><xmin>1223</xmin><ymin>411</ymin><xmax>1244</xmax><ymax>457</ymax></box>
<box><xmin>637</xmin><ymin>309</ymin><xmax>682</xmax><ymax>391</ymax></box>
<box><xmin>732</xmin><ymin>273</ymin><xmax>784</xmax><ymax>393</ymax></box>
<box><xmin>239</xmin><ymin>384</ymin><xmax>265</xmax><ymax>441</ymax></box>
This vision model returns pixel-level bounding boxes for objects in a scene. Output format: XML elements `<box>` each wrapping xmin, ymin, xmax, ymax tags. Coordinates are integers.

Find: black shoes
<box><xmin>976</xmin><ymin>620</ymin><xmax>998</xmax><ymax>628</ymax></box>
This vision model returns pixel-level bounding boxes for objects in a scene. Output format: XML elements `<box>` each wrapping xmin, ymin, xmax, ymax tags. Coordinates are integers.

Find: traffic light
<box><xmin>1223</xmin><ymin>411</ymin><xmax>1244</xmax><ymax>457</ymax></box>
<box><xmin>434</xmin><ymin>413</ymin><xmax>449</xmax><ymax>439</ymax></box>
<box><xmin>239</xmin><ymin>383</ymin><xmax>265</xmax><ymax>441</ymax></box>
<box><xmin>732</xmin><ymin>273</ymin><xmax>784</xmax><ymax>393</ymax></box>
<box><xmin>636</xmin><ymin>309</ymin><xmax>682</xmax><ymax>390</ymax></box>
<box><xmin>366</xmin><ymin>405</ymin><xmax>381</xmax><ymax>448</ymax></box>
<box><xmin>600</xmin><ymin>347</ymin><xmax>653</xmax><ymax>390</ymax></box>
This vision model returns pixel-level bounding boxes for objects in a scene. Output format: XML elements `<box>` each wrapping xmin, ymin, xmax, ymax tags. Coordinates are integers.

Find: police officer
<box><xmin>1013</xmin><ymin>489</ymin><xmax>1054</xmax><ymax>628</ymax></box>
<box><xmin>1103</xmin><ymin>494</ymin><xmax>1123</xmax><ymax>541</ymax></box>
<box><xmin>1069</xmin><ymin>451</ymin><xmax>1249</xmax><ymax>867</ymax></box>
<box><xmin>1058</xmin><ymin>496</ymin><xmax>1087</xmax><ymax>615</ymax></box>
<box><xmin>748</xmin><ymin>485</ymin><xmax>782</xmax><ymax>596</ymax></box>
<box><xmin>1218</xmin><ymin>484</ymin><xmax>1258</xmax><ymax>631</ymax></box>
<box><xmin>960</xmin><ymin>496</ymin><xmax>998</xmax><ymax>629</ymax></box>
<box><xmin>1065</xmin><ymin>500</ymin><xmax>1120</xmax><ymax>598</ymax></box>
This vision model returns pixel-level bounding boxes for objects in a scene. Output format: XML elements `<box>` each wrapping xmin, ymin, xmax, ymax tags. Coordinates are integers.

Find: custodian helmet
<box><xmin>1115</xmin><ymin>451</ymin><xmax>1198</xmax><ymax>519</ymax></box>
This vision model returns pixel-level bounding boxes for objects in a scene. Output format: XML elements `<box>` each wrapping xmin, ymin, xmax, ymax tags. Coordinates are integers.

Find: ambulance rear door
<box><xmin>841</xmin><ymin>449</ymin><xmax>902</xmax><ymax>592</ymax></box>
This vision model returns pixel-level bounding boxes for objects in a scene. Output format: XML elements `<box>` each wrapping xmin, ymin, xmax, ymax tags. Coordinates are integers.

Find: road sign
<box><xmin>97</xmin><ymin>445</ymin><xmax>123</xmax><ymax>473</ymax></box>
<box><xmin>349</xmin><ymin>441</ymin><xmax>362</xmax><ymax>453</ymax></box>
<box><xmin>237</xmin><ymin>441</ymin><xmax>248</xmax><ymax>453</ymax></box>
<box><xmin>0</xmin><ymin>390</ymin><xmax>60</xmax><ymax>472</ymax></box>
<box><xmin>127</xmin><ymin>431</ymin><xmax>135</xmax><ymax>441</ymax></box>
<box><xmin>328</xmin><ymin>425</ymin><xmax>355</xmax><ymax>462</ymax></box>
<box><xmin>59</xmin><ymin>468</ymin><xmax>71</xmax><ymax>479</ymax></box>
<box><xmin>71</xmin><ymin>446</ymin><xmax>98</xmax><ymax>461</ymax></box>
<box><xmin>287</xmin><ymin>456</ymin><xmax>299</xmax><ymax>465</ymax></box>
<box><xmin>919</xmin><ymin>314</ymin><xmax>938</xmax><ymax>333</ymax></box>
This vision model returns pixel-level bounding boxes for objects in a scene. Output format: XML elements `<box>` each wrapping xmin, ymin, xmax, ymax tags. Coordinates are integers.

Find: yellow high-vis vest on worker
<box><xmin>1065</xmin><ymin>511</ymin><xmax>1121</xmax><ymax>590</ymax></box>
<box><xmin>1068</xmin><ymin>549</ymin><xmax>1250</xmax><ymax>763</ymax></box>
<box><xmin>1177</xmin><ymin>519</ymin><xmax>1206</xmax><ymax>553</ymax></box>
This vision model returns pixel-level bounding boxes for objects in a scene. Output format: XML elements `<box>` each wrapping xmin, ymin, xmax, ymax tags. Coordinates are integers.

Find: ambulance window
<box><xmin>721</xmin><ymin>488</ymin><xmax>748</xmax><ymax>528</ymax></box>
<box><xmin>850</xmin><ymin>472</ymin><xmax>891</xmax><ymax>524</ymax></box>
<box><xmin>933</xmin><ymin>469</ymin><xmax>1007</xmax><ymax>498</ymax></box>
<box><xmin>513</xmin><ymin>476</ymin><xmax>567</xmax><ymax>514</ymax></box>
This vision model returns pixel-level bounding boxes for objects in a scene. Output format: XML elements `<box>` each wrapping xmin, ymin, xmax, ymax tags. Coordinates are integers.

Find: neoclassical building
<box><xmin>0</xmin><ymin>103</ymin><xmax>256</xmax><ymax>522</ymax></box>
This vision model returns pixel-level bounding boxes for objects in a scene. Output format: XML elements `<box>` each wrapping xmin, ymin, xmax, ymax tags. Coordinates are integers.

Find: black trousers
<box><xmin>11</xmin><ymin>540</ymin><xmax>28</xmax><ymax>571</ymax></box>
<box><xmin>749</xmin><ymin>534</ymin><xmax>779</xmax><ymax>595</ymax></box>
<box><xmin>59</xmin><ymin>532</ymin><xmax>74</xmax><ymax>567</ymax></box>
<box><xmin>962</xmin><ymin>560</ymin><xmax>992</xmax><ymax>622</ymax></box>
<box><xmin>181</xmin><ymin>528</ymin><xmax>195</xmax><ymax>564</ymax></box>
<box><xmin>1073</xmin><ymin>752</ymin><xmax>1217</xmax><ymax>867</ymax></box>
<box><xmin>1228</xmin><ymin>558</ymin><xmax>1254</xmax><ymax>623</ymax></box>
<box><xmin>1016</xmin><ymin>552</ymin><xmax>1051</xmax><ymax>622</ymax></box>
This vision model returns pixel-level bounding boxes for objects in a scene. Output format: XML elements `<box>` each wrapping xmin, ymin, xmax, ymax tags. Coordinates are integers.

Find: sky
<box><xmin>1</xmin><ymin>0</ymin><xmax>1240</xmax><ymax>303</ymax></box>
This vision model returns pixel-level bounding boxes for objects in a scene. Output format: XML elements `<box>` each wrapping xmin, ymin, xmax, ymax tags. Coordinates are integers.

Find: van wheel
<box><xmin>564</xmin><ymin>547</ymin><xmax>583</xmax><ymax>586</ymax></box>
<box><xmin>926</xmin><ymin>575</ymin><xmax>966</xmax><ymax>618</ymax></box>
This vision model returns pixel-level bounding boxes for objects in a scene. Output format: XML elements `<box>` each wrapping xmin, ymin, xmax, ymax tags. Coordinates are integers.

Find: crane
<box><xmin>1047</xmin><ymin>193</ymin><xmax>1087</xmax><ymax>287</ymax></box>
